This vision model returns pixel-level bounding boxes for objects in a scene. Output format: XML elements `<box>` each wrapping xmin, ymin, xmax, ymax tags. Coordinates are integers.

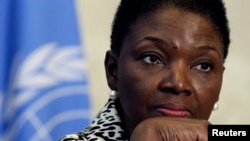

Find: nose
<box><xmin>159</xmin><ymin>61</ymin><xmax>192</xmax><ymax>95</ymax></box>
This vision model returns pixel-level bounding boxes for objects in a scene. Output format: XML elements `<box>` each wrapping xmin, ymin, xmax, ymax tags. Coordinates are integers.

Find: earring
<box><xmin>213</xmin><ymin>102</ymin><xmax>219</xmax><ymax>111</ymax></box>
<box><xmin>109</xmin><ymin>90</ymin><xmax>118</xmax><ymax>100</ymax></box>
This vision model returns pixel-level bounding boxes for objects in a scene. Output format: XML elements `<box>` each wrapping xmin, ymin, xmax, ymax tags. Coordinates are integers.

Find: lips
<box><xmin>155</xmin><ymin>104</ymin><xmax>191</xmax><ymax>118</ymax></box>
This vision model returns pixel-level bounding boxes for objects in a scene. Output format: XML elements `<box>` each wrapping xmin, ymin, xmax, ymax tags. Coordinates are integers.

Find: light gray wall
<box><xmin>76</xmin><ymin>0</ymin><xmax>250</xmax><ymax>124</ymax></box>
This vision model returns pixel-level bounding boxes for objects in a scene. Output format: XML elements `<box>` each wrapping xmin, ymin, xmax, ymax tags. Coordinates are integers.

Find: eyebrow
<box><xmin>194</xmin><ymin>45</ymin><xmax>223</xmax><ymax>57</ymax></box>
<box><xmin>139</xmin><ymin>36</ymin><xmax>167</xmax><ymax>45</ymax></box>
<box><xmin>195</xmin><ymin>45</ymin><xmax>217</xmax><ymax>51</ymax></box>
<box><xmin>140</xmin><ymin>36</ymin><xmax>220</xmax><ymax>51</ymax></box>
<box><xmin>135</xmin><ymin>36</ymin><xmax>223</xmax><ymax>58</ymax></box>
<box><xmin>135</xmin><ymin>36</ymin><xmax>169</xmax><ymax>48</ymax></box>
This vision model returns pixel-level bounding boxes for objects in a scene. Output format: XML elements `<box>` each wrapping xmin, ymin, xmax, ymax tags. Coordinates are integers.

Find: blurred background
<box><xmin>0</xmin><ymin>0</ymin><xmax>249</xmax><ymax>141</ymax></box>
<box><xmin>77</xmin><ymin>0</ymin><xmax>250</xmax><ymax>124</ymax></box>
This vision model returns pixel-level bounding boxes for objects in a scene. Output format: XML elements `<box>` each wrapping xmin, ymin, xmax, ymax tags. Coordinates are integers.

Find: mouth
<box><xmin>154</xmin><ymin>103</ymin><xmax>191</xmax><ymax>118</ymax></box>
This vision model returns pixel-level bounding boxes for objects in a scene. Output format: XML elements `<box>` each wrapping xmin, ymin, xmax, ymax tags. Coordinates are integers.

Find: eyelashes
<box><xmin>142</xmin><ymin>54</ymin><xmax>163</xmax><ymax>65</ymax></box>
<box><xmin>192</xmin><ymin>62</ymin><xmax>213</xmax><ymax>72</ymax></box>
<box><xmin>139</xmin><ymin>52</ymin><xmax>214</xmax><ymax>73</ymax></box>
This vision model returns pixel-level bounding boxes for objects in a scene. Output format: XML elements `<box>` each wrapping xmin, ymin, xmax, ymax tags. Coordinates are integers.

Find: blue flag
<box><xmin>0</xmin><ymin>0</ymin><xmax>92</xmax><ymax>140</ymax></box>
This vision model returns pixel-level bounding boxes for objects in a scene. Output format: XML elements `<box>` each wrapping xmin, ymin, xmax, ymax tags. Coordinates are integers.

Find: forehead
<box><xmin>124</xmin><ymin>6</ymin><xmax>224</xmax><ymax>57</ymax></box>
<box><xmin>134</xmin><ymin>6</ymin><xmax>219</xmax><ymax>36</ymax></box>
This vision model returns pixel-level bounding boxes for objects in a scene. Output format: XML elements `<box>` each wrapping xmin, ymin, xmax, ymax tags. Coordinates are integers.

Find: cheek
<box><xmin>117</xmin><ymin>62</ymin><xmax>157</xmax><ymax>121</ymax></box>
<box><xmin>194</xmin><ymin>74</ymin><xmax>223</xmax><ymax>118</ymax></box>
<box><xmin>118</xmin><ymin>65</ymin><xmax>151</xmax><ymax>105</ymax></box>
<box><xmin>117</xmin><ymin>58</ymin><xmax>156</xmax><ymax>98</ymax></box>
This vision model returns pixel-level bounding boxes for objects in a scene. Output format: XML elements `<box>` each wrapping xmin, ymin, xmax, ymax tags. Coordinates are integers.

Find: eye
<box><xmin>142</xmin><ymin>54</ymin><xmax>162</xmax><ymax>64</ymax></box>
<box><xmin>193</xmin><ymin>62</ymin><xmax>212</xmax><ymax>72</ymax></box>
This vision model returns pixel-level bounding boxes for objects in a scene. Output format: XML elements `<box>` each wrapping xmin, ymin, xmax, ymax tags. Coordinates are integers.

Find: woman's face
<box><xmin>106</xmin><ymin>7</ymin><xmax>224</xmax><ymax>133</ymax></box>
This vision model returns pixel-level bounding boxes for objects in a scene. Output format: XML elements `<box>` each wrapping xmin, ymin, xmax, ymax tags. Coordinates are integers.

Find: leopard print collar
<box><xmin>59</xmin><ymin>99</ymin><xmax>129</xmax><ymax>141</ymax></box>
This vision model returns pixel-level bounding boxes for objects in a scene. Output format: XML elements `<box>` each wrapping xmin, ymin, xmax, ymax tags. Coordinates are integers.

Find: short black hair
<box><xmin>110</xmin><ymin>0</ymin><xmax>230</xmax><ymax>60</ymax></box>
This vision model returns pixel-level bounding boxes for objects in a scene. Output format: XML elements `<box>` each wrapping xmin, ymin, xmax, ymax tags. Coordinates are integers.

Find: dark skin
<box><xmin>130</xmin><ymin>117</ymin><xmax>209</xmax><ymax>141</ymax></box>
<box><xmin>105</xmin><ymin>6</ymin><xmax>224</xmax><ymax>140</ymax></box>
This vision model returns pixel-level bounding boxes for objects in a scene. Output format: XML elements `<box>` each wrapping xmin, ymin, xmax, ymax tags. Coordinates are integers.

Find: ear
<box><xmin>104</xmin><ymin>50</ymin><xmax>118</xmax><ymax>91</ymax></box>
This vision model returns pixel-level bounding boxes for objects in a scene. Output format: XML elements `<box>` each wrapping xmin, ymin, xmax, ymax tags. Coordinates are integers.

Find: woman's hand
<box><xmin>130</xmin><ymin>117</ymin><xmax>210</xmax><ymax>141</ymax></box>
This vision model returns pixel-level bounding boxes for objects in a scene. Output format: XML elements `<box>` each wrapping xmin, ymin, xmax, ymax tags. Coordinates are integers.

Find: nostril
<box><xmin>160</xmin><ymin>86</ymin><xmax>191</xmax><ymax>96</ymax></box>
<box><xmin>182</xmin><ymin>90</ymin><xmax>191</xmax><ymax>96</ymax></box>
<box><xmin>160</xmin><ymin>87</ymin><xmax>178</xmax><ymax>95</ymax></box>
<box><xmin>159</xmin><ymin>67</ymin><xmax>192</xmax><ymax>96</ymax></box>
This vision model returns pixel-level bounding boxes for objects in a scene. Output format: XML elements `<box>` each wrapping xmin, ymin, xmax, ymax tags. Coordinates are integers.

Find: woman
<box><xmin>60</xmin><ymin>0</ymin><xmax>230</xmax><ymax>140</ymax></box>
